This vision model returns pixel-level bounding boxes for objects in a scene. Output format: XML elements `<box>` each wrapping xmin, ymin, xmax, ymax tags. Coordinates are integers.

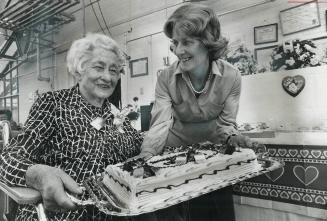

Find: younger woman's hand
<box><xmin>227</xmin><ymin>134</ymin><xmax>266</xmax><ymax>153</ymax></box>
<box><xmin>227</xmin><ymin>134</ymin><xmax>251</xmax><ymax>149</ymax></box>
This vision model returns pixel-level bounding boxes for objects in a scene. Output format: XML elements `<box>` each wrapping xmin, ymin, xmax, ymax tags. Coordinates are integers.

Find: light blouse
<box><xmin>141</xmin><ymin>59</ymin><xmax>241</xmax><ymax>156</ymax></box>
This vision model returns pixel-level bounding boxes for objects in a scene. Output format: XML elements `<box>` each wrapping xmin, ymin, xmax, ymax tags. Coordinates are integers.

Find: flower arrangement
<box><xmin>111</xmin><ymin>102</ymin><xmax>140</xmax><ymax>132</ymax></box>
<box><xmin>270</xmin><ymin>39</ymin><xmax>321</xmax><ymax>71</ymax></box>
<box><xmin>225</xmin><ymin>44</ymin><xmax>257</xmax><ymax>75</ymax></box>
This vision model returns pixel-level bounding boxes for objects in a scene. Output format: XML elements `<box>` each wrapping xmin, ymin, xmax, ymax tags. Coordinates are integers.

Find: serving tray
<box><xmin>83</xmin><ymin>156</ymin><xmax>283</xmax><ymax>216</ymax></box>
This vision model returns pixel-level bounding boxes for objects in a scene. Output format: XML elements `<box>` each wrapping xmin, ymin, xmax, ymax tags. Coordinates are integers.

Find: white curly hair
<box><xmin>66</xmin><ymin>33</ymin><xmax>124</xmax><ymax>77</ymax></box>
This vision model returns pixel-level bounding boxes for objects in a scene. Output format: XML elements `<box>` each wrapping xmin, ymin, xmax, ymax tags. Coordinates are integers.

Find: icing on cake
<box><xmin>102</xmin><ymin>144</ymin><xmax>261</xmax><ymax>212</ymax></box>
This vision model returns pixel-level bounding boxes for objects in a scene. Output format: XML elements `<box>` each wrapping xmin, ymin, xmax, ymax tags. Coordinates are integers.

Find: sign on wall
<box><xmin>280</xmin><ymin>0</ymin><xmax>320</xmax><ymax>35</ymax></box>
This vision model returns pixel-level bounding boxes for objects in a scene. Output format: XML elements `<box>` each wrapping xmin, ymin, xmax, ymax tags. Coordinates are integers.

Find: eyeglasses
<box><xmin>89</xmin><ymin>65</ymin><xmax>124</xmax><ymax>77</ymax></box>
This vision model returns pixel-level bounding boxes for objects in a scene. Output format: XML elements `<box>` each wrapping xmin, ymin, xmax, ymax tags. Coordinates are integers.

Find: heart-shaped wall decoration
<box><xmin>282</xmin><ymin>75</ymin><xmax>305</xmax><ymax>97</ymax></box>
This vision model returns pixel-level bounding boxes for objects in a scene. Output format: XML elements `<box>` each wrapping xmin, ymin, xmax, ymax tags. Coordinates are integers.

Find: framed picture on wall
<box><xmin>130</xmin><ymin>57</ymin><xmax>148</xmax><ymax>78</ymax></box>
<box><xmin>312</xmin><ymin>35</ymin><xmax>327</xmax><ymax>64</ymax></box>
<box><xmin>254</xmin><ymin>23</ymin><xmax>278</xmax><ymax>45</ymax></box>
<box><xmin>279</xmin><ymin>0</ymin><xmax>320</xmax><ymax>35</ymax></box>
<box><xmin>254</xmin><ymin>45</ymin><xmax>278</xmax><ymax>71</ymax></box>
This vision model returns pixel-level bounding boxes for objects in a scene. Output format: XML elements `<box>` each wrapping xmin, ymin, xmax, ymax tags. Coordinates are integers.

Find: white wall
<box><xmin>112</xmin><ymin>0</ymin><xmax>327</xmax><ymax>107</ymax></box>
<box><xmin>109</xmin><ymin>1</ymin><xmax>181</xmax><ymax>106</ymax></box>
<box><xmin>16</xmin><ymin>0</ymin><xmax>327</xmax><ymax>122</ymax></box>
<box><xmin>220</xmin><ymin>0</ymin><xmax>327</xmax><ymax>49</ymax></box>
<box><xmin>17</xmin><ymin>55</ymin><xmax>53</xmax><ymax>123</ymax></box>
<box><xmin>237</xmin><ymin>66</ymin><xmax>327</xmax><ymax>130</ymax></box>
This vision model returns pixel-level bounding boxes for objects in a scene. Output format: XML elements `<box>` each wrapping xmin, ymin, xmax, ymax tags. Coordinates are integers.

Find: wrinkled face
<box><xmin>171</xmin><ymin>27</ymin><xmax>209</xmax><ymax>74</ymax></box>
<box><xmin>79</xmin><ymin>48</ymin><xmax>122</xmax><ymax>104</ymax></box>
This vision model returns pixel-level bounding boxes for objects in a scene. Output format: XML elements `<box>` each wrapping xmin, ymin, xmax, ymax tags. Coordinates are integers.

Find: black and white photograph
<box><xmin>0</xmin><ymin>1</ymin><xmax>327</xmax><ymax>221</ymax></box>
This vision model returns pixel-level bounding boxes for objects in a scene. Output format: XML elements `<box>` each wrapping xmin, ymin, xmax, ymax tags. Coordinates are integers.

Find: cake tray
<box><xmin>83</xmin><ymin>157</ymin><xmax>283</xmax><ymax>216</ymax></box>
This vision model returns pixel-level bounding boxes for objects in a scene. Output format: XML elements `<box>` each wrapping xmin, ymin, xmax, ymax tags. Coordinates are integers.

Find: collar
<box><xmin>173</xmin><ymin>59</ymin><xmax>223</xmax><ymax>77</ymax></box>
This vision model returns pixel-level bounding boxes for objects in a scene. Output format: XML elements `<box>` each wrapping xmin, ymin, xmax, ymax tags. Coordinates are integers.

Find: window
<box><xmin>0</xmin><ymin>31</ymin><xmax>19</xmax><ymax>123</ymax></box>
<box><xmin>0</xmin><ymin>62</ymin><xmax>19</xmax><ymax>123</ymax></box>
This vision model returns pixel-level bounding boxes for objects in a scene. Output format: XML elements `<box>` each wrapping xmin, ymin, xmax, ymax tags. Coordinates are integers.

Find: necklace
<box><xmin>187</xmin><ymin>72</ymin><xmax>212</xmax><ymax>94</ymax></box>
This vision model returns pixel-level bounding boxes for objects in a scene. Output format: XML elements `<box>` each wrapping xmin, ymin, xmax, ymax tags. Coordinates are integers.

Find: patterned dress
<box><xmin>0</xmin><ymin>85</ymin><xmax>142</xmax><ymax>221</ymax></box>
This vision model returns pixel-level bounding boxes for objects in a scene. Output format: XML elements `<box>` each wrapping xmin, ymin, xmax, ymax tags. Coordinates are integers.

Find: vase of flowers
<box><xmin>225</xmin><ymin>44</ymin><xmax>257</xmax><ymax>75</ymax></box>
<box><xmin>270</xmin><ymin>39</ymin><xmax>321</xmax><ymax>71</ymax></box>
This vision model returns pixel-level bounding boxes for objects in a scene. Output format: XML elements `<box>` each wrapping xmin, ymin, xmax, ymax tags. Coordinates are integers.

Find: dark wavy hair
<box><xmin>164</xmin><ymin>4</ymin><xmax>228</xmax><ymax>61</ymax></box>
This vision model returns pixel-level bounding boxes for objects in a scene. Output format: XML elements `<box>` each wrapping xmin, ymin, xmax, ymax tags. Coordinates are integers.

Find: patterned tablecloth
<box><xmin>233</xmin><ymin>144</ymin><xmax>327</xmax><ymax>209</ymax></box>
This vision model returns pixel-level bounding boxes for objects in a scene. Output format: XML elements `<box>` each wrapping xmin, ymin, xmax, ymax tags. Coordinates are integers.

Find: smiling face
<box><xmin>171</xmin><ymin>27</ymin><xmax>209</xmax><ymax>76</ymax></box>
<box><xmin>78</xmin><ymin>48</ymin><xmax>122</xmax><ymax>107</ymax></box>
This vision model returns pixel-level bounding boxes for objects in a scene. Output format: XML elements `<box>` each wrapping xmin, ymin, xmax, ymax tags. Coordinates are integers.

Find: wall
<box><xmin>221</xmin><ymin>1</ymin><xmax>327</xmax><ymax>45</ymax></box>
<box><xmin>233</xmin><ymin>67</ymin><xmax>327</xmax><ymax>221</ymax></box>
<box><xmin>54</xmin><ymin>0</ymin><xmax>303</xmax><ymax>107</ymax></box>
<box><xmin>237</xmin><ymin>66</ymin><xmax>327</xmax><ymax>130</ymax></box>
<box><xmin>102</xmin><ymin>0</ymin><xmax>182</xmax><ymax>106</ymax></box>
<box><xmin>17</xmin><ymin>55</ymin><xmax>53</xmax><ymax>123</ymax></box>
<box><xmin>108</xmin><ymin>0</ymin><xmax>327</xmax><ymax>107</ymax></box>
<box><xmin>16</xmin><ymin>0</ymin><xmax>327</xmax><ymax>123</ymax></box>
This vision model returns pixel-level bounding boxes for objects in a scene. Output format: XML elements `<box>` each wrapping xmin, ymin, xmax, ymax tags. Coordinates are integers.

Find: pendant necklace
<box><xmin>187</xmin><ymin>72</ymin><xmax>212</xmax><ymax>94</ymax></box>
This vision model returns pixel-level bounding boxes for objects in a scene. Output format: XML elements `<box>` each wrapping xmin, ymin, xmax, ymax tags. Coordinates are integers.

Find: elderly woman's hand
<box><xmin>227</xmin><ymin>134</ymin><xmax>266</xmax><ymax>153</ymax></box>
<box><xmin>26</xmin><ymin>164</ymin><xmax>83</xmax><ymax>212</ymax></box>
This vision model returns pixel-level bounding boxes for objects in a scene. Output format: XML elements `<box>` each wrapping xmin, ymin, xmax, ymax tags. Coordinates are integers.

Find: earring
<box><xmin>75</xmin><ymin>71</ymin><xmax>82</xmax><ymax>81</ymax></box>
<box><xmin>170</xmin><ymin>44</ymin><xmax>176</xmax><ymax>53</ymax></box>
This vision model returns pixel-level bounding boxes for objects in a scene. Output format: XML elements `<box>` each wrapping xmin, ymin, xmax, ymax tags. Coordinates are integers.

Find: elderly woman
<box><xmin>0</xmin><ymin>33</ymin><xmax>141</xmax><ymax>221</ymax></box>
<box><xmin>136</xmin><ymin>4</ymin><xmax>263</xmax><ymax>221</ymax></box>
